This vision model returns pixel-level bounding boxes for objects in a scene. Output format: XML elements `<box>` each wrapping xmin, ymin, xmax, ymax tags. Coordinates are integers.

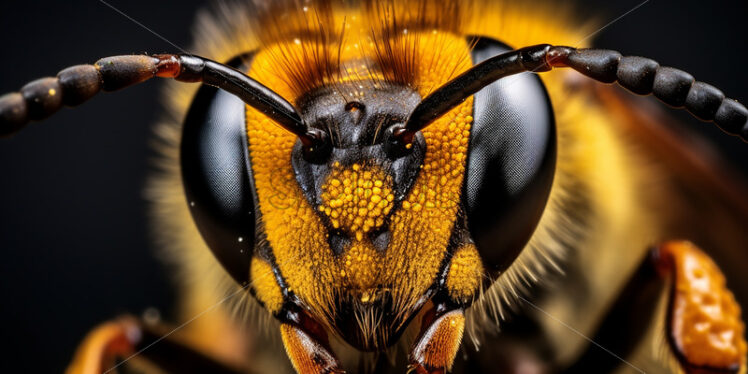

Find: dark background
<box><xmin>0</xmin><ymin>1</ymin><xmax>746</xmax><ymax>372</ymax></box>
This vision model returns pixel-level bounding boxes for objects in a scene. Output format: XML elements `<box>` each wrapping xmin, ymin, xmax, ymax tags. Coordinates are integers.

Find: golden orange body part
<box><xmin>66</xmin><ymin>318</ymin><xmax>137</xmax><ymax>374</ymax></box>
<box><xmin>411</xmin><ymin>311</ymin><xmax>466</xmax><ymax>374</ymax></box>
<box><xmin>281</xmin><ymin>324</ymin><xmax>342</xmax><ymax>374</ymax></box>
<box><xmin>658</xmin><ymin>241</ymin><xmax>747</xmax><ymax>372</ymax></box>
<box><xmin>445</xmin><ymin>244</ymin><xmax>484</xmax><ymax>303</ymax></box>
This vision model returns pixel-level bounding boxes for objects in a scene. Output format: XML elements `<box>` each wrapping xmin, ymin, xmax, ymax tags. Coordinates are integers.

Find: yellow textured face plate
<box><xmin>321</xmin><ymin>163</ymin><xmax>390</xmax><ymax>292</ymax></box>
<box><xmin>245</xmin><ymin>29</ymin><xmax>474</xmax><ymax>326</ymax></box>
<box><xmin>385</xmin><ymin>98</ymin><xmax>472</xmax><ymax>315</ymax></box>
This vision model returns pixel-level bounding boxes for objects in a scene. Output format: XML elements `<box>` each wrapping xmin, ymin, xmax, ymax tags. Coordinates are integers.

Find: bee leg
<box><xmin>654</xmin><ymin>241</ymin><xmax>746</xmax><ymax>373</ymax></box>
<box><xmin>408</xmin><ymin>302</ymin><xmax>465</xmax><ymax>374</ymax></box>
<box><xmin>66</xmin><ymin>315</ymin><xmax>245</xmax><ymax>374</ymax></box>
<box><xmin>278</xmin><ymin>304</ymin><xmax>344</xmax><ymax>374</ymax></box>
<box><xmin>66</xmin><ymin>316</ymin><xmax>140</xmax><ymax>374</ymax></box>
<box><xmin>564</xmin><ymin>241</ymin><xmax>747</xmax><ymax>374</ymax></box>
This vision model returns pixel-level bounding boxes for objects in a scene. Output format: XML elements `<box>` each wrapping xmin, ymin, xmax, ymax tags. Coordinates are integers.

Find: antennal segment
<box><xmin>0</xmin><ymin>54</ymin><xmax>316</xmax><ymax>145</ymax></box>
<box><xmin>389</xmin><ymin>44</ymin><xmax>747</xmax><ymax>157</ymax></box>
<box><xmin>546</xmin><ymin>46</ymin><xmax>748</xmax><ymax>141</ymax></box>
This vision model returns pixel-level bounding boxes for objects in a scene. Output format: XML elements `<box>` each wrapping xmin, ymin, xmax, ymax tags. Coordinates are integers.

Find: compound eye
<box><xmin>463</xmin><ymin>37</ymin><xmax>557</xmax><ymax>274</ymax></box>
<box><xmin>180</xmin><ymin>55</ymin><xmax>256</xmax><ymax>285</ymax></box>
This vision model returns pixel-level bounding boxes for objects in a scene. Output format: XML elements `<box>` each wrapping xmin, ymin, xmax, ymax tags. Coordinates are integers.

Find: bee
<box><xmin>0</xmin><ymin>1</ymin><xmax>746</xmax><ymax>373</ymax></box>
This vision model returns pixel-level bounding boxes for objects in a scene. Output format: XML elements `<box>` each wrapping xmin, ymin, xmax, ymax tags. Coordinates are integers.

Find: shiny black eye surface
<box><xmin>463</xmin><ymin>37</ymin><xmax>557</xmax><ymax>274</ymax></box>
<box><xmin>180</xmin><ymin>55</ymin><xmax>256</xmax><ymax>285</ymax></box>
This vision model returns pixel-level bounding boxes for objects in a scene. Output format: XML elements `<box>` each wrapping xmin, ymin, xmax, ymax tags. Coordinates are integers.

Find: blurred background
<box><xmin>0</xmin><ymin>0</ymin><xmax>746</xmax><ymax>372</ymax></box>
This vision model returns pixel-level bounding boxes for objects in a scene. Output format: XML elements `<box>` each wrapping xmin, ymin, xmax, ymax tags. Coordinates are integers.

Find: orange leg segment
<box><xmin>564</xmin><ymin>241</ymin><xmax>746</xmax><ymax>374</ymax></box>
<box><xmin>655</xmin><ymin>241</ymin><xmax>747</xmax><ymax>374</ymax></box>
<box><xmin>278</xmin><ymin>302</ymin><xmax>344</xmax><ymax>374</ymax></box>
<box><xmin>66</xmin><ymin>315</ymin><xmax>245</xmax><ymax>374</ymax></box>
<box><xmin>65</xmin><ymin>317</ymin><xmax>140</xmax><ymax>374</ymax></box>
<box><xmin>408</xmin><ymin>307</ymin><xmax>466</xmax><ymax>374</ymax></box>
<box><xmin>280</xmin><ymin>323</ymin><xmax>344</xmax><ymax>374</ymax></box>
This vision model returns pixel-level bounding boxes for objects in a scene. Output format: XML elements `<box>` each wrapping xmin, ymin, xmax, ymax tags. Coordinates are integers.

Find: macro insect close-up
<box><xmin>1</xmin><ymin>0</ymin><xmax>748</xmax><ymax>373</ymax></box>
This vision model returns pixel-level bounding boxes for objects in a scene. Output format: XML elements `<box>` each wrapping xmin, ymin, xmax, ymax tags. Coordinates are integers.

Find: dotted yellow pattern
<box><xmin>446</xmin><ymin>244</ymin><xmax>484</xmax><ymax>303</ymax></box>
<box><xmin>384</xmin><ymin>93</ymin><xmax>473</xmax><ymax>311</ymax></box>
<box><xmin>246</xmin><ymin>30</ymin><xmax>475</xmax><ymax>322</ymax></box>
<box><xmin>320</xmin><ymin>163</ymin><xmax>394</xmax><ymax>242</ymax></box>
<box><xmin>246</xmin><ymin>98</ymin><xmax>336</xmax><ymax>316</ymax></box>
<box><xmin>341</xmin><ymin>240</ymin><xmax>383</xmax><ymax>293</ymax></box>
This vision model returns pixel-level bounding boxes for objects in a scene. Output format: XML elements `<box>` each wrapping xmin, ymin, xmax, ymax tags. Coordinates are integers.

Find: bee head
<box><xmin>180</xmin><ymin>33</ymin><xmax>556</xmax><ymax>352</ymax></box>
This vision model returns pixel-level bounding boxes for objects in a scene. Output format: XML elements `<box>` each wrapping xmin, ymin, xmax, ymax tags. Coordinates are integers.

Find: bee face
<box><xmin>180</xmin><ymin>26</ymin><xmax>558</xmax><ymax>350</ymax></box>
<box><xmin>241</xmin><ymin>32</ymin><xmax>480</xmax><ymax>350</ymax></box>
